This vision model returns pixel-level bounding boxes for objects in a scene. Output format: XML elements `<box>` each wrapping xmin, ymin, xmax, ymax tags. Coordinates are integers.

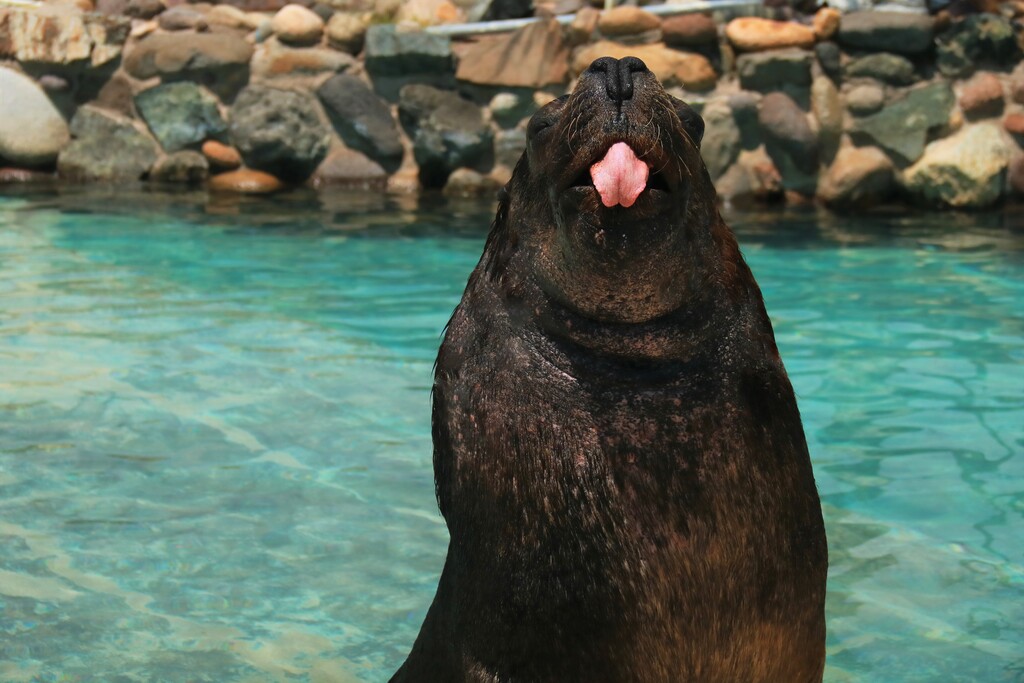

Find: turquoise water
<box><xmin>0</xmin><ymin>190</ymin><xmax>1021</xmax><ymax>682</ymax></box>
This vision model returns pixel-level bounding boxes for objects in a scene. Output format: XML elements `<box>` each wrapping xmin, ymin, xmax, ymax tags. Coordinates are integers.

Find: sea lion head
<box><xmin>500</xmin><ymin>57</ymin><xmax>714</xmax><ymax>324</ymax></box>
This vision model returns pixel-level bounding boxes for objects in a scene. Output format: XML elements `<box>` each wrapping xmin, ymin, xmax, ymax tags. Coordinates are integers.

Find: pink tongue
<box><xmin>590</xmin><ymin>142</ymin><xmax>649</xmax><ymax>208</ymax></box>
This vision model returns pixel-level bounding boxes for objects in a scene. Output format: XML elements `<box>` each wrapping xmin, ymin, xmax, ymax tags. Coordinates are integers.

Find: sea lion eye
<box><xmin>526</xmin><ymin>95</ymin><xmax>569</xmax><ymax>141</ymax></box>
<box><xmin>669</xmin><ymin>97</ymin><xmax>705</xmax><ymax>149</ymax></box>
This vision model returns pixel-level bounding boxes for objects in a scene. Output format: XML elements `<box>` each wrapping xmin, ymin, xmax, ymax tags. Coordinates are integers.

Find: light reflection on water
<box><xmin>0</xmin><ymin>189</ymin><xmax>1021</xmax><ymax>682</ymax></box>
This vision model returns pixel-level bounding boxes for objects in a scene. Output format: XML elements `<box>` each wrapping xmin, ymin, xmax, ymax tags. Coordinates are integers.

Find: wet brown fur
<box><xmin>391</xmin><ymin>58</ymin><xmax>827</xmax><ymax>683</ymax></box>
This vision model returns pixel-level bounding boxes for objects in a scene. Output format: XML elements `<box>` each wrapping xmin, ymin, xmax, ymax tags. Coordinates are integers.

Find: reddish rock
<box><xmin>202</xmin><ymin>140</ymin><xmax>243</xmax><ymax>170</ymax></box>
<box><xmin>1004</xmin><ymin>113</ymin><xmax>1024</xmax><ymax>135</ymax></box>
<box><xmin>662</xmin><ymin>13</ymin><xmax>717</xmax><ymax>48</ymax></box>
<box><xmin>252</xmin><ymin>38</ymin><xmax>356</xmax><ymax>78</ymax></box>
<box><xmin>209</xmin><ymin>168</ymin><xmax>285</xmax><ymax>193</ymax></box>
<box><xmin>572</xmin><ymin>41</ymin><xmax>717</xmax><ymax>91</ymax></box>
<box><xmin>270</xmin><ymin>3</ymin><xmax>324</xmax><ymax>46</ymax></box>
<box><xmin>959</xmin><ymin>72</ymin><xmax>1005</xmax><ymax>119</ymax></box>
<box><xmin>395</xmin><ymin>0</ymin><xmax>463</xmax><ymax>26</ymax></box>
<box><xmin>726</xmin><ymin>17</ymin><xmax>815</xmax><ymax>52</ymax></box>
<box><xmin>597</xmin><ymin>6</ymin><xmax>660</xmax><ymax>37</ymax></box>
<box><xmin>812</xmin><ymin>8</ymin><xmax>840</xmax><ymax>41</ymax></box>
<box><xmin>456</xmin><ymin>18</ymin><xmax>568</xmax><ymax>88</ymax></box>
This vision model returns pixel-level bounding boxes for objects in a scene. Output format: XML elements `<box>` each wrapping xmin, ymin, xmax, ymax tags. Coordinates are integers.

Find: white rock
<box><xmin>0</xmin><ymin>67</ymin><xmax>70</xmax><ymax>167</ymax></box>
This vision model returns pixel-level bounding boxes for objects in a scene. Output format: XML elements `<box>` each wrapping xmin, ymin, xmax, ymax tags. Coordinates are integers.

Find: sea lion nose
<box><xmin>587</xmin><ymin>57</ymin><xmax>649</xmax><ymax>104</ymax></box>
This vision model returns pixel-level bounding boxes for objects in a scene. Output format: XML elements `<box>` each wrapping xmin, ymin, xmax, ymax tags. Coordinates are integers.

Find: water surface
<box><xmin>0</xmin><ymin>189</ymin><xmax>1022</xmax><ymax>682</ymax></box>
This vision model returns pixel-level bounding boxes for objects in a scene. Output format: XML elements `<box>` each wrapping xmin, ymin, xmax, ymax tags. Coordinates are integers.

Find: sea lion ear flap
<box><xmin>673</xmin><ymin>100</ymin><xmax>705</xmax><ymax>149</ymax></box>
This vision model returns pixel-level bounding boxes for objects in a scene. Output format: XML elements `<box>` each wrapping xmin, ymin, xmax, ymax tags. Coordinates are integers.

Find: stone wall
<box><xmin>2</xmin><ymin>0</ymin><xmax>1024</xmax><ymax>209</ymax></box>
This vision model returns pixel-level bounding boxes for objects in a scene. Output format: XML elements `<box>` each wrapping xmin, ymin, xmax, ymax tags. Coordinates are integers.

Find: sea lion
<box><xmin>391</xmin><ymin>56</ymin><xmax>828</xmax><ymax>683</ymax></box>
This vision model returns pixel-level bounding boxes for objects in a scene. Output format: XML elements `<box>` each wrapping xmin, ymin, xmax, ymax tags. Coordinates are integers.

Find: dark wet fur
<box><xmin>391</xmin><ymin>58</ymin><xmax>828</xmax><ymax>683</ymax></box>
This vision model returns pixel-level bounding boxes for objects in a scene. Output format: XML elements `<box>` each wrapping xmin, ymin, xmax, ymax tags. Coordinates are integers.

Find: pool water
<box><xmin>0</xmin><ymin>190</ymin><xmax>1021</xmax><ymax>682</ymax></box>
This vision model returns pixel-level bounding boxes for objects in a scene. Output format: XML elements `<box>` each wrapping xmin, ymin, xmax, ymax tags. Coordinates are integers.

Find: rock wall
<box><xmin>2</xmin><ymin>0</ymin><xmax>1024</xmax><ymax>209</ymax></box>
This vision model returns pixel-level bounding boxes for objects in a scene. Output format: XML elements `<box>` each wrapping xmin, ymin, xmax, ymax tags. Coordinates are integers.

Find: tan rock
<box><xmin>252</xmin><ymin>38</ymin><xmax>356</xmax><ymax>78</ymax></box>
<box><xmin>207</xmin><ymin>4</ymin><xmax>261</xmax><ymax>30</ymax></box>
<box><xmin>326</xmin><ymin>12</ymin><xmax>368</xmax><ymax>53</ymax></box>
<box><xmin>202</xmin><ymin>140</ymin><xmax>242</xmax><ymax>170</ymax></box>
<box><xmin>902</xmin><ymin>122</ymin><xmax>1012</xmax><ymax>208</ymax></box>
<box><xmin>271</xmin><ymin>4</ymin><xmax>324</xmax><ymax>46</ymax></box>
<box><xmin>395</xmin><ymin>0</ymin><xmax>463</xmax><ymax>26</ymax></box>
<box><xmin>0</xmin><ymin>4</ymin><xmax>116</xmax><ymax>65</ymax></box>
<box><xmin>725</xmin><ymin>17</ymin><xmax>814</xmax><ymax>52</ymax></box>
<box><xmin>443</xmin><ymin>167</ymin><xmax>502</xmax><ymax>197</ymax></box>
<box><xmin>715</xmin><ymin>147</ymin><xmax>784</xmax><ymax>206</ymax></box>
<box><xmin>209</xmin><ymin>168</ymin><xmax>285</xmax><ymax>194</ymax></box>
<box><xmin>572</xmin><ymin>41</ymin><xmax>716</xmax><ymax>91</ymax></box>
<box><xmin>813</xmin><ymin>8</ymin><xmax>840</xmax><ymax>41</ymax></box>
<box><xmin>819</xmin><ymin>145</ymin><xmax>894</xmax><ymax>208</ymax></box>
<box><xmin>456</xmin><ymin>18</ymin><xmax>569</xmax><ymax>88</ymax></box>
<box><xmin>310</xmin><ymin>148</ymin><xmax>387</xmax><ymax>190</ymax></box>
<box><xmin>598</xmin><ymin>6</ymin><xmax>660</xmax><ymax>37</ymax></box>
<box><xmin>568</xmin><ymin>6</ymin><xmax>599</xmax><ymax>46</ymax></box>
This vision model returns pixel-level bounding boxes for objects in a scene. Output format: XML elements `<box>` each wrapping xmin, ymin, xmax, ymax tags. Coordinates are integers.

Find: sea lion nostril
<box><xmin>587</xmin><ymin>57</ymin><xmax>648</xmax><ymax>104</ymax></box>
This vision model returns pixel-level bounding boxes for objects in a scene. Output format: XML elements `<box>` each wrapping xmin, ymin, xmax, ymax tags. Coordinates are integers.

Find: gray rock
<box><xmin>309</xmin><ymin>148</ymin><xmax>387</xmax><ymax>190</ymax></box>
<box><xmin>150</xmin><ymin>150</ymin><xmax>209</xmax><ymax>183</ymax></box>
<box><xmin>812</xmin><ymin>76</ymin><xmax>841</xmax><ymax>161</ymax></box>
<box><xmin>700</xmin><ymin>101</ymin><xmax>740</xmax><ymax>180</ymax></box>
<box><xmin>838</xmin><ymin>11</ymin><xmax>935</xmax><ymax>55</ymax></box>
<box><xmin>846</xmin><ymin>84</ymin><xmax>885</xmax><ymax>115</ymax></box>
<box><xmin>0</xmin><ymin>67</ymin><xmax>70</xmax><ymax>167</ymax></box>
<box><xmin>57</xmin><ymin>106</ymin><xmax>159</xmax><ymax>181</ymax></box>
<box><xmin>489</xmin><ymin>92</ymin><xmax>531</xmax><ymax>129</ymax></box>
<box><xmin>127</xmin><ymin>0</ymin><xmax>164</xmax><ymax>19</ymax></box>
<box><xmin>758</xmin><ymin>91</ymin><xmax>818</xmax><ymax>192</ymax></box>
<box><xmin>819</xmin><ymin>145</ymin><xmax>894</xmax><ymax>209</ymax></box>
<box><xmin>736</xmin><ymin>48</ymin><xmax>812</xmax><ymax>93</ymax></box>
<box><xmin>364</xmin><ymin>24</ymin><xmax>453</xmax><ymax>77</ymax></box>
<box><xmin>399</xmin><ymin>84</ymin><xmax>493</xmax><ymax>187</ymax></box>
<box><xmin>850</xmin><ymin>81</ymin><xmax>955</xmax><ymax>165</ymax></box>
<box><xmin>229</xmin><ymin>85</ymin><xmax>329</xmax><ymax>181</ymax></box>
<box><xmin>123</xmin><ymin>33</ymin><xmax>253</xmax><ymax>99</ymax></box>
<box><xmin>157</xmin><ymin>6</ymin><xmax>208</xmax><ymax>31</ymax></box>
<box><xmin>494</xmin><ymin>127</ymin><xmax>526</xmax><ymax>168</ymax></box>
<box><xmin>844</xmin><ymin>53</ymin><xmax>915</xmax><ymax>86</ymax></box>
<box><xmin>317</xmin><ymin>74</ymin><xmax>404</xmax><ymax>173</ymax></box>
<box><xmin>936</xmin><ymin>14</ymin><xmax>1020</xmax><ymax>79</ymax></box>
<box><xmin>815</xmin><ymin>41</ymin><xmax>841</xmax><ymax>82</ymax></box>
<box><xmin>727</xmin><ymin>90</ymin><xmax>761</xmax><ymax>150</ymax></box>
<box><xmin>135</xmin><ymin>82</ymin><xmax>226</xmax><ymax>152</ymax></box>
<box><xmin>902</xmin><ymin>122</ymin><xmax>1011</xmax><ymax>208</ymax></box>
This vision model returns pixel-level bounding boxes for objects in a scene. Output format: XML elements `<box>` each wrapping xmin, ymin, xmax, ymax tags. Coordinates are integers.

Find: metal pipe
<box><xmin>424</xmin><ymin>0</ymin><xmax>762</xmax><ymax>37</ymax></box>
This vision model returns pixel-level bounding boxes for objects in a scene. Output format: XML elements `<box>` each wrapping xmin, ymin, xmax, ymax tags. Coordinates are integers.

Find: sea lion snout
<box><xmin>585</xmin><ymin>56</ymin><xmax>649</xmax><ymax>107</ymax></box>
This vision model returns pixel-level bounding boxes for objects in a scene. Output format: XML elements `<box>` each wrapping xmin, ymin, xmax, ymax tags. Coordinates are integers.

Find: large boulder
<box><xmin>456</xmin><ymin>18</ymin><xmax>569</xmax><ymax>89</ymax></box>
<box><xmin>725</xmin><ymin>17</ymin><xmax>815</xmax><ymax>52</ymax></box>
<box><xmin>736</xmin><ymin>48</ymin><xmax>812</xmax><ymax>94</ymax></box>
<box><xmin>572</xmin><ymin>42</ymin><xmax>717</xmax><ymax>92</ymax></box>
<box><xmin>229</xmin><ymin>85</ymin><xmax>329</xmax><ymax>181</ymax></box>
<box><xmin>0</xmin><ymin>67</ymin><xmax>70</xmax><ymax>167</ymax></box>
<box><xmin>123</xmin><ymin>33</ymin><xmax>253</xmax><ymax>99</ymax></box>
<box><xmin>398</xmin><ymin>84</ymin><xmax>493</xmax><ymax>187</ymax></box>
<box><xmin>0</xmin><ymin>5</ymin><xmax>129</xmax><ymax>67</ymax></box>
<box><xmin>837</xmin><ymin>11</ymin><xmax>934</xmax><ymax>55</ymax></box>
<box><xmin>819</xmin><ymin>145</ymin><xmax>895</xmax><ymax>209</ymax></box>
<box><xmin>758</xmin><ymin>91</ymin><xmax>818</xmax><ymax>191</ymax></box>
<box><xmin>57</xmin><ymin>105</ymin><xmax>159</xmax><ymax>180</ymax></box>
<box><xmin>901</xmin><ymin>122</ymin><xmax>1011</xmax><ymax>208</ymax></box>
<box><xmin>317</xmin><ymin>74</ymin><xmax>404</xmax><ymax>172</ymax></box>
<box><xmin>135</xmin><ymin>82</ymin><xmax>226</xmax><ymax>152</ymax></box>
<box><xmin>936</xmin><ymin>14</ymin><xmax>1020</xmax><ymax>79</ymax></box>
<box><xmin>849</xmin><ymin>81</ymin><xmax>955</xmax><ymax>165</ymax></box>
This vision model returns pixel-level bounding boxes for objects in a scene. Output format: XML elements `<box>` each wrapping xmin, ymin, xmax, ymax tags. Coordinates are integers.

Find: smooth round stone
<box><xmin>209</xmin><ymin>168</ymin><xmax>285</xmax><ymax>193</ymax></box>
<box><xmin>846</xmin><ymin>84</ymin><xmax>885</xmax><ymax>116</ymax></box>
<box><xmin>271</xmin><ymin>4</ymin><xmax>325</xmax><ymax>46</ymax></box>
<box><xmin>202</xmin><ymin>140</ymin><xmax>243</xmax><ymax>170</ymax></box>
<box><xmin>0</xmin><ymin>67</ymin><xmax>70</xmax><ymax>167</ymax></box>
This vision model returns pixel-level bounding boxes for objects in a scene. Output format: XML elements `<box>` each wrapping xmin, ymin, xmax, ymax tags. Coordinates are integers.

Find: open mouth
<box><xmin>567</xmin><ymin>142</ymin><xmax>671</xmax><ymax>207</ymax></box>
